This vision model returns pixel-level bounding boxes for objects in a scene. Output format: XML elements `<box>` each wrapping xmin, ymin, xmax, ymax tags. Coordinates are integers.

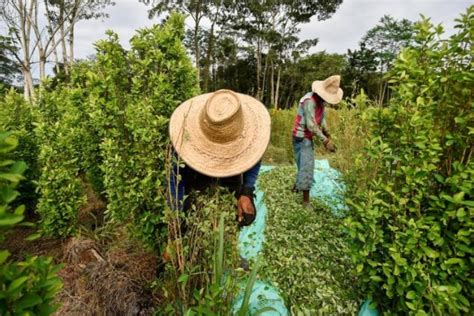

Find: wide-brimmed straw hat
<box><xmin>312</xmin><ymin>75</ymin><xmax>343</xmax><ymax>104</ymax></box>
<box><xmin>169</xmin><ymin>89</ymin><xmax>271</xmax><ymax>178</ymax></box>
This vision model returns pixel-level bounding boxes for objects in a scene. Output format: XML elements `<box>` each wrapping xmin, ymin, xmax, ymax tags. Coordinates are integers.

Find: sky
<box><xmin>1</xmin><ymin>0</ymin><xmax>472</xmax><ymax>78</ymax></box>
<box><xmin>69</xmin><ymin>0</ymin><xmax>472</xmax><ymax>61</ymax></box>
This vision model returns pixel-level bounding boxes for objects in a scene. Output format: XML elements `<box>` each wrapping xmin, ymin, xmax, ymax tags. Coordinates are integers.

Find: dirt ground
<box><xmin>3</xmin><ymin>183</ymin><xmax>160</xmax><ymax>315</ymax></box>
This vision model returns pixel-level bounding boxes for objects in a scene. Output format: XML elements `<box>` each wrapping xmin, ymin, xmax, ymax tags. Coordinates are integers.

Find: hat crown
<box><xmin>324</xmin><ymin>75</ymin><xmax>340</xmax><ymax>94</ymax></box>
<box><xmin>200</xmin><ymin>89</ymin><xmax>243</xmax><ymax>143</ymax></box>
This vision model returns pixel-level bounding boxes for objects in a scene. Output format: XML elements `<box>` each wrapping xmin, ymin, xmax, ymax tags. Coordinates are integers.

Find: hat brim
<box><xmin>312</xmin><ymin>81</ymin><xmax>343</xmax><ymax>104</ymax></box>
<box><xmin>169</xmin><ymin>93</ymin><xmax>271</xmax><ymax>178</ymax></box>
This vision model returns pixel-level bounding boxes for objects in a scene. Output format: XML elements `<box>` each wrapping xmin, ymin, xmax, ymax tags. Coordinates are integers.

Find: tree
<box><xmin>0</xmin><ymin>35</ymin><xmax>21</xmax><ymax>87</ymax></box>
<box><xmin>139</xmin><ymin>0</ymin><xmax>216</xmax><ymax>83</ymax></box>
<box><xmin>46</xmin><ymin>0</ymin><xmax>115</xmax><ymax>72</ymax></box>
<box><xmin>346</xmin><ymin>15</ymin><xmax>414</xmax><ymax>103</ymax></box>
<box><xmin>0</xmin><ymin>0</ymin><xmax>114</xmax><ymax>101</ymax></box>
<box><xmin>225</xmin><ymin>0</ymin><xmax>343</xmax><ymax>101</ymax></box>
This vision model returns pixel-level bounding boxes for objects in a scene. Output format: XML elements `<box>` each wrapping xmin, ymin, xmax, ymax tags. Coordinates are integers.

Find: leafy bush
<box><xmin>87</xmin><ymin>13</ymin><xmax>199</xmax><ymax>248</ymax></box>
<box><xmin>34</xmin><ymin>13</ymin><xmax>198</xmax><ymax>245</ymax></box>
<box><xmin>159</xmin><ymin>187</ymin><xmax>242</xmax><ymax>314</ymax></box>
<box><xmin>0</xmin><ymin>91</ymin><xmax>39</xmax><ymax>210</ymax></box>
<box><xmin>346</xmin><ymin>7</ymin><xmax>473</xmax><ymax>315</ymax></box>
<box><xmin>259</xmin><ymin>167</ymin><xmax>361</xmax><ymax>314</ymax></box>
<box><xmin>0</xmin><ymin>132</ymin><xmax>62</xmax><ymax>315</ymax></box>
<box><xmin>35</xmin><ymin>86</ymin><xmax>91</xmax><ymax>237</ymax></box>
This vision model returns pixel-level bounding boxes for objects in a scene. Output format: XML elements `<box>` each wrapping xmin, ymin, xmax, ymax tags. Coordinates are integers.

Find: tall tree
<box><xmin>0</xmin><ymin>35</ymin><xmax>21</xmax><ymax>87</ymax></box>
<box><xmin>46</xmin><ymin>0</ymin><xmax>115</xmax><ymax>71</ymax></box>
<box><xmin>226</xmin><ymin>0</ymin><xmax>343</xmax><ymax>101</ymax></box>
<box><xmin>347</xmin><ymin>15</ymin><xmax>414</xmax><ymax>103</ymax></box>
<box><xmin>0</xmin><ymin>0</ymin><xmax>114</xmax><ymax>100</ymax></box>
<box><xmin>139</xmin><ymin>0</ymin><xmax>213</xmax><ymax>83</ymax></box>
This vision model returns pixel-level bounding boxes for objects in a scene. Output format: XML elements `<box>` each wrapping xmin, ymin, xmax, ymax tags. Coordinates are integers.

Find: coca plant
<box><xmin>346</xmin><ymin>7</ymin><xmax>473</xmax><ymax>315</ymax></box>
<box><xmin>34</xmin><ymin>12</ymin><xmax>198</xmax><ymax>250</ymax></box>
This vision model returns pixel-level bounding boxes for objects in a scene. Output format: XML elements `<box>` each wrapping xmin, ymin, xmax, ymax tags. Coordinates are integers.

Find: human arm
<box><xmin>303</xmin><ymin>99</ymin><xmax>328</xmax><ymax>143</ymax></box>
<box><xmin>238</xmin><ymin>161</ymin><xmax>261</xmax><ymax>226</ymax></box>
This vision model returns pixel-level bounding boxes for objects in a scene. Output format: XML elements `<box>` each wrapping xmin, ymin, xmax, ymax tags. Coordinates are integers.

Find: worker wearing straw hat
<box><xmin>292</xmin><ymin>75</ymin><xmax>342</xmax><ymax>208</ymax></box>
<box><xmin>168</xmin><ymin>89</ymin><xmax>271</xmax><ymax>226</ymax></box>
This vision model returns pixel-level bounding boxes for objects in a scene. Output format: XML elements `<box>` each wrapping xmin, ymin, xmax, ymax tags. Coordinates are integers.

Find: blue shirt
<box><xmin>168</xmin><ymin>159</ymin><xmax>261</xmax><ymax>209</ymax></box>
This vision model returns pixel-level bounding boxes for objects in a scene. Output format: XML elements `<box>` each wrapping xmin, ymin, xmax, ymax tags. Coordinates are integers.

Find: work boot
<box><xmin>303</xmin><ymin>190</ymin><xmax>311</xmax><ymax>209</ymax></box>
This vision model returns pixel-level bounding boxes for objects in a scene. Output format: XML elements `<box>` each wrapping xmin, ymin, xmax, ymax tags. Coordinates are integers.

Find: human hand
<box><xmin>237</xmin><ymin>195</ymin><xmax>255</xmax><ymax>226</ymax></box>
<box><xmin>324</xmin><ymin>139</ymin><xmax>336</xmax><ymax>153</ymax></box>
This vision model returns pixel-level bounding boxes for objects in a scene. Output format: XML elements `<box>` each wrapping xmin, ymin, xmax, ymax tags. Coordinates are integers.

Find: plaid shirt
<box><xmin>292</xmin><ymin>92</ymin><xmax>329</xmax><ymax>142</ymax></box>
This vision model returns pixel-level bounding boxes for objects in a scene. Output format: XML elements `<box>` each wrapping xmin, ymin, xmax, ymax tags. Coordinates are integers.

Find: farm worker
<box><xmin>292</xmin><ymin>75</ymin><xmax>342</xmax><ymax>208</ymax></box>
<box><xmin>168</xmin><ymin>89</ymin><xmax>271</xmax><ymax>227</ymax></box>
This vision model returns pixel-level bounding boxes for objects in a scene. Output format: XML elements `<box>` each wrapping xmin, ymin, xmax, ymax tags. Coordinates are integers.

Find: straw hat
<box><xmin>312</xmin><ymin>75</ymin><xmax>343</xmax><ymax>104</ymax></box>
<box><xmin>169</xmin><ymin>89</ymin><xmax>271</xmax><ymax>178</ymax></box>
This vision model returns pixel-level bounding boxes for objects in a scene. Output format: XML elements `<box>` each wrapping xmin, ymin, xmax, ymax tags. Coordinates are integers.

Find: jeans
<box><xmin>293</xmin><ymin>137</ymin><xmax>314</xmax><ymax>190</ymax></box>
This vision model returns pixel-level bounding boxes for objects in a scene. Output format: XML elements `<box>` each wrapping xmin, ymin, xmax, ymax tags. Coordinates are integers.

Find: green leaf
<box><xmin>0</xmin><ymin>250</ymin><xmax>10</xmax><ymax>264</ymax></box>
<box><xmin>178</xmin><ymin>273</ymin><xmax>189</xmax><ymax>284</ymax></box>
<box><xmin>406</xmin><ymin>301</ymin><xmax>416</xmax><ymax>310</ymax></box>
<box><xmin>16</xmin><ymin>294</ymin><xmax>43</xmax><ymax>310</ymax></box>
<box><xmin>25</xmin><ymin>232</ymin><xmax>42</xmax><ymax>241</ymax></box>
<box><xmin>444</xmin><ymin>258</ymin><xmax>463</xmax><ymax>265</ymax></box>
<box><xmin>0</xmin><ymin>173</ymin><xmax>23</xmax><ymax>182</ymax></box>
<box><xmin>0</xmin><ymin>214</ymin><xmax>24</xmax><ymax>226</ymax></box>
<box><xmin>456</xmin><ymin>208</ymin><xmax>466</xmax><ymax>219</ymax></box>
<box><xmin>8</xmin><ymin>276</ymin><xmax>28</xmax><ymax>293</ymax></box>
<box><xmin>406</xmin><ymin>290</ymin><xmax>416</xmax><ymax>300</ymax></box>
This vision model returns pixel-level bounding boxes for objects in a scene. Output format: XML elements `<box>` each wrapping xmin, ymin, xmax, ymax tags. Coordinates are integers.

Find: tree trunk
<box><xmin>261</xmin><ymin>49</ymin><xmax>270</xmax><ymax>103</ymax></box>
<box><xmin>59</xmin><ymin>6</ymin><xmax>68</xmax><ymax>74</ymax></box>
<box><xmin>203</xmin><ymin>7</ymin><xmax>220</xmax><ymax>92</ymax></box>
<box><xmin>192</xmin><ymin>0</ymin><xmax>203</xmax><ymax>85</ymax></box>
<box><xmin>256</xmin><ymin>39</ymin><xmax>262</xmax><ymax>100</ymax></box>
<box><xmin>270</xmin><ymin>59</ymin><xmax>275</xmax><ymax>106</ymax></box>
<box><xmin>275</xmin><ymin>66</ymin><xmax>281</xmax><ymax>109</ymax></box>
<box><xmin>69</xmin><ymin>24</ymin><xmax>75</xmax><ymax>64</ymax></box>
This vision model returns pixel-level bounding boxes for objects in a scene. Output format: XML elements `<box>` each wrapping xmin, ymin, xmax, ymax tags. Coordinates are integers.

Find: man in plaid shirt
<box><xmin>292</xmin><ymin>75</ymin><xmax>342</xmax><ymax>208</ymax></box>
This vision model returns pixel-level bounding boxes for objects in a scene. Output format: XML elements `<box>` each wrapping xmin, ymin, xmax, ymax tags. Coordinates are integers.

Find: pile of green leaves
<box><xmin>0</xmin><ymin>132</ymin><xmax>62</xmax><ymax>315</ymax></box>
<box><xmin>259</xmin><ymin>167</ymin><xmax>361</xmax><ymax>314</ymax></box>
<box><xmin>346</xmin><ymin>7</ymin><xmax>473</xmax><ymax>314</ymax></box>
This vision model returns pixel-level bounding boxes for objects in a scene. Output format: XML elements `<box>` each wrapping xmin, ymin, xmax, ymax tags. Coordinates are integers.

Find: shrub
<box><xmin>35</xmin><ymin>86</ymin><xmax>90</xmax><ymax>237</ymax></box>
<box><xmin>0</xmin><ymin>132</ymin><xmax>62</xmax><ymax>315</ymax></box>
<box><xmin>346</xmin><ymin>7</ymin><xmax>473</xmax><ymax>315</ymax></box>
<box><xmin>34</xmin><ymin>13</ymin><xmax>198</xmax><ymax>245</ymax></box>
<box><xmin>87</xmin><ymin>13</ymin><xmax>199</xmax><ymax>249</ymax></box>
<box><xmin>0</xmin><ymin>90</ymin><xmax>39</xmax><ymax>211</ymax></box>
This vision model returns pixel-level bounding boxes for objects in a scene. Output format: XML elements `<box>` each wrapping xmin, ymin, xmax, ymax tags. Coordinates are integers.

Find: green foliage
<box><xmin>33</xmin><ymin>13</ymin><xmax>198</xmax><ymax>244</ymax></box>
<box><xmin>0</xmin><ymin>132</ymin><xmax>26</xmax><ymax>238</ymax></box>
<box><xmin>87</xmin><ymin>13</ymin><xmax>198</xmax><ymax>248</ymax></box>
<box><xmin>263</xmin><ymin>108</ymin><xmax>295</xmax><ymax>164</ymax></box>
<box><xmin>0</xmin><ymin>91</ymin><xmax>39</xmax><ymax>210</ymax></box>
<box><xmin>35</xmin><ymin>86</ymin><xmax>90</xmax><ymax>237</ymax></box>
<box><xmin>259</xmin><ymin>167</ymin><xmax>361</xmax><ymax>314</ymax></box>
<box><xmin>159</xmin><ymin>187</ymin><xmax>242</xmax><ymax>314</ymax></box>
<box><xmin>0</xmin><ymin>132</ymin><xmax>63</xmax><ymax>315</ymax></box>
<box><xmin>346</xmin><ymin>15</ymin><xmax>415</xmax><ymax>101</ymax></box>
<box><xmin>346</xmin><ymin>7</ymin><xmax>474</xmax><ymax>315</ymax></box>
